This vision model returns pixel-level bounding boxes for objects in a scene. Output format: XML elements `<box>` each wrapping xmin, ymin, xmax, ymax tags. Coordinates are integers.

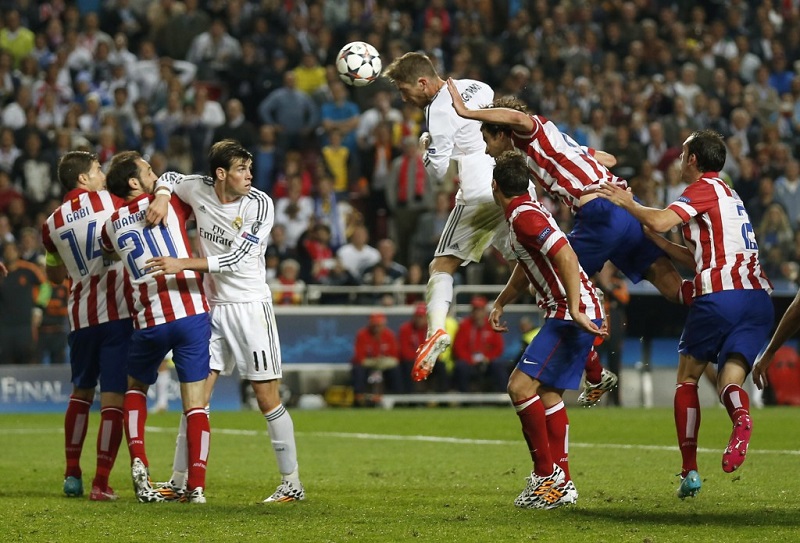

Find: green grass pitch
<box><xmin>1</xmin><ymin>407</ymin><xmax>798</xmax><ymax>542</ymax></box>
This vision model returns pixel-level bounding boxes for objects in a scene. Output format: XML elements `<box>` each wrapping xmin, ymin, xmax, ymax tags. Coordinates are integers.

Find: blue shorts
<box><xmin>569</xmin><ymin>197</ymin><xmax>665</xmax><ymax>281</ymax></box>
<box><xmin>679</xmin><ymin>289</ymin><xmax>773</xmax><ymax>367</ymax></box>
<box><xmin>68</xmin><ymin>319</ymin><xmax>133</xmax><ymax>393</ymax></box>
<box><xmin>517</xmin><ymin>318</ymin><xmax>603</xmax><ymax>390</ymax></box>
<box><xmin>127</xmin><ymin>313</ymin><xmax>211</xmax><ymax>385</ymax></box>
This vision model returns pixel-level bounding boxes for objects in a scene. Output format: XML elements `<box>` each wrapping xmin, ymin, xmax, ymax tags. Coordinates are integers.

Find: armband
<box><xmin>45</xmin><ymin>251</ymin><xmax>63</xmax><ymax>267</ymax></box>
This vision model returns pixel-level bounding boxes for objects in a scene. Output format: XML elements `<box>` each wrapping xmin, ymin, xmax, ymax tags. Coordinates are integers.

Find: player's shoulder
<box><xmin>244</xmin><ymin>187</ymin><xmax>273</xmax><ymax>219</ymax></box>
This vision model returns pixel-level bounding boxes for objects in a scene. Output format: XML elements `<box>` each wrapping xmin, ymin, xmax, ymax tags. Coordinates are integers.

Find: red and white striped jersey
<box><xmin>506</xmin><ymin>194</ymin><xmax>604</xmax><ymax>320</ymax></box>
<box><xmin>100</xmin><ymin>194</ymin><xmax>208</xmax><ymax>329</ymax></box>
<box><xmin>667</xmin><ymin>173</ymin><xmax>773</xmax><ymax>296</ymax></box>
<box><xmin>41</xmin><ymin>189</ymin><xmax>133</xmax><ymax>330</ymax></box>
<box><xmin>512</xmin><ymin>115</ymin><xmax>624</xmax><ymax>213</ymax></box>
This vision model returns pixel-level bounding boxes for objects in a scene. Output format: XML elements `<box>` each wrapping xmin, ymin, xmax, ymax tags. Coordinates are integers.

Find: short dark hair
<box><xmin>480</xmin><ymin>96</ymin><xmax>530</xmax><ymax>137</ymax></box>
<box><xmin>686</xmin><ymin>129</ymin><xmax>726</xmax><ymax>172</ymax></box>
<box><xmin>383</xmin><ymin>52</ymin><xmax>438</xmax><ymax>85</ymax></box>
<box><xmin>57</xmin><ymin>151</ymin><xmax>97</xmax><ymax>190</ymax></box>
<box><xmin>106</xmin><ymin>151</ymin><xmax>142</xmax><ymax>198</ymax></box>
<box><xmin>493</xmin><ymin>150</ymin><xmax>530</xmax><ymax>197</ymax></box>
<box><xmin>208</xmin><ymin>139</ymin><xmax>253</xmax><ymax>179</ymax></box>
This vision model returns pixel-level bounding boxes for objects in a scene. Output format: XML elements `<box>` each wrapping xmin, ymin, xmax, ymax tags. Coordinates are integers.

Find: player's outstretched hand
<box><xmin>573</xmin><ymin>313</ymin><xmax>606</xmax><ymax>337</ymax></box>
<box><xmin>146</xmin><ymin>192</ymin><xmax>170</xmax><ymax>226</ymax></box>
<box><xmin>595</xmin><ymin>183</ymin><xmax>634</xmax><ymax>208</ymax></box>
<box><xmin>489</xmin><ymin>304</ymin><xmax>508</xmax><ymax>333</ymax></box>
<box><xmin>752</xmin><ymin>352</ymin><xmax>773</xmax><ymax>390</ymax></box>
<box><xmin>144</xmin><ymin>256</ymin><xmax>182</xmax><ymax>276</ymax></box>
<box><xmin>446</xmin><ymin>78</ymin><xmax>469</xmax><ymax>118</ymax></box>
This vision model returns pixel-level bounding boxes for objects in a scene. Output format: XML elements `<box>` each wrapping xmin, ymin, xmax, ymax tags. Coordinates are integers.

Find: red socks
<box><xmin>514</xmin><ymin>395</ymin><xmax>553</xmax><ymax>477</ymax></box>
<box><xmin>545</xmin><ymin>401</ymin><xmax>570</xmax><ymax>481</ymax></box>
<box><xmin>64</xmin><ymin>395</ymin><xmax>91</xmax><ymax>478</ymax></box>
<box><xmin>123</xmin><ymin>390</ymin><xmax>149</xmax><ymax>466</ymax></box>
<box><xmin>584</xmin><ymin>349</ymin><xmax>602</xmax><ymax>385</ymax></box>
<box><xmin>674</xmin><ymin>382</ymin><xmax>700</xmax><ymax>477</ymax></box>
<box><xmin>185</xmin><ymin>408</ymin><xmax>210</xmax><ymax>491</ymax></box>
<box><xmin>93</xmin><ymin>407</ymin><xmax>123</xmax><ymax>490</ymax></box>
<box><xmin>720</xmin><ymin>384</ymin><xmax>750</xmax><ymax>422</ymax></box>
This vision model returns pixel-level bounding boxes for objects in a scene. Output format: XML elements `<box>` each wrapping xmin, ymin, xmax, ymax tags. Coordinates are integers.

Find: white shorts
<box><xmin>209</xmin><ymin>301</ymin><xmax>282</xmax><ymax>381</ymax></box>
<box><xmin>434</xmin><ymin>201</ymin><xmax>514</xmax><ymax>264</ymax></box>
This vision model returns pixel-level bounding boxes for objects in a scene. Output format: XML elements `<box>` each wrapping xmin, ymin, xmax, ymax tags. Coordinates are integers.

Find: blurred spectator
<box><xmin>452</xmin><ymin>296</ymin><xmax>505</xmax><ymax>393</ymax></box>
<box><xmin>275</xmin><ymin>175</ymin><xmax>314</xmax><ymax>251</ymax></box>
<box><xmin>160</xmin><ymin>0</ymin><xmax>211</xmax><ymax>61</ymax></box>
<box><xmin>403</xmin><ymin>263</ymin><xmax>427</xmax><ymax>305</ymax></box>
<box><xmin>312</xmin><ymin>174</ymin><xmax>353</xmax><ymax>250</ymax></box>
<box><xmin>758</xmin><ymin>203</ymin><xmax>794</xmax><ymax>256</ymax></box>
<box><xmin>212</xmin><ymin>98</ymin><xmax>257</xmax><ymax>151</ymax></box>
<box><xmin>364</xmin><ymin>239</ymin><xmax>407</xmax><ymax>285</ymax></box>
<box><xmin>0</xmin><ymin>241</ymin><xmax>49</xmax><ymax>364</ymax></box>
<box><xmin>356</xmin><ymin>90</ymin><xmax>402</xmax><ymax>149</ymax></box>
<box><xmin>269</xmin><ymin>258</ymin><xmax>306</xmax><ymax>306</ymax></box>
<box><xmin>774</xmin><ymin>159</ymin><xmax>800</xmax><ymax>229</ymax></box>
<box><xmin>11</xmin><ymin>132</ymin><xmax>58</xmax><ymax>214</ymax></box>
<box><xmin>187</xmin><ymin>17</ymin><xmax>242</xmax><ymax>80</ymax></box>
<box><xmin>411</xmin><ymin>190</ymin><xmax>451</xmax><ymax>266</ymax></box>
<box><xmin>0</xmin><ymin>9</ymin><xmax>35</xmax><ymax>67</ymax></box>
<box><xmin>293</xmin><ymin>51</ymin><xmax>327</xmax><ymax>96</ymax></box>
<box><xmin>252</xmin><ymin>124</ymin><xmax>279</xmax><ymax>194</ymax></box>
<box><xmin>0</xmin><ymin>170</ymin><xmax>23</xmax><ymax>214</ymax></box>
<box><xmin>227</xmin><ymin>38</ymin><xmax>268</xmax><ymax>121</ymax></box>
<box><xmin>397</xmin><ymin>302</ymin><xmax>429</xmax><ymax>394</ymax></box>
<box><xmin>351</xmin><ymin>312</ymin><xmax>401</xmax><ymax>405</ymax></box>
<box><xmin>336</xmin><ymin>224</ymin><xmax>380</xmax><ymax>281</ymax></box>
<box><xmin>2</xmin><ymin>85</ymin><xmax>33</xmax><ymax>131</ymax></box>
<box><xmin>385</xmin><ymin>136</ymin><xmax>429</xmax><ymax>265</ymax></box>
<box><xmin>38</xmin><ymin>271</ymin><xmax>69</xmax><ymax>365</ymax></box>
<box><xmin>258</xmin><ymin>71</ymin><xmax>320</xmax><ymax>156</ymax></box>
<box><xmin>296</xmin><ymin>222</ymin><xmax>335</xmax><ymax>284</ymax></box>
<box><xmin>0</xmin><ymin>128</ymin><xmax>21</xmax><ymax>173</ymax></box>
<box><xmin>321</xmin><ymin>129</ymin><xmax>350</xmax><ymax>195</ymax></box>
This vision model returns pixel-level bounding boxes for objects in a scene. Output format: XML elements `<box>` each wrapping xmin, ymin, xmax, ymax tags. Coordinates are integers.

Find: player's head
<box><xmin>383</xmin><ymin>52</ymin><xmax>440</xmax><ymax>109</ymax></box>
<box><xmin>480</xmin><ymin>97</ymin><xmax>529</xmax><ymax>158</ymax></box>
<box><xmin>681</xmin><ymin>130</ymin><xmax>726</xmax><ymax>176</ymax></box>
<box><xmin>491</xmin><ymin>150</ymin><xmax>530</xmax><ymax>205</ymax></box>
<box><xmin>208</xmin><ymin>139</ymin><xmax>253</xmax><ymax>198</ymax></box>
<box><xmin>106</xmin><ymin>151</ymin><xmax>158</xmax><ymax>199</ymax></box>
<box><xmin>57</xmin><ymin>151</ymin><xmax>104</xmax><ymax>191</ymax></box>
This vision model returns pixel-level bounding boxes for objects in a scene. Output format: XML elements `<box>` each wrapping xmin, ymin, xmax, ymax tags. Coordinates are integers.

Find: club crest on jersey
<box><xmin>252</xmin><ymin>221</ymin><xmax>262</xmax><ymax>234</ymax></box>
<box><xmin>537</xmin><ymin>227</ymin><xmax>552</xmax><ymax>241</ymax></box>
<box><xmin>232</xmin><ymin>216</ymin><xmax>243</xmax><ymax>230</ymax></box>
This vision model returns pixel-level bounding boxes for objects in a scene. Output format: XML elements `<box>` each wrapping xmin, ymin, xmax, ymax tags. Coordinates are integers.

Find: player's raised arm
<box><xmin>595</xmin><ymin>183</ymin><xmax>683</xmax><ymax>233</ymax></box>
<box><xmin>446</xmin><ymin>78</ymin><xmax>533</xmax><ymax>134</ymax></box>
<box><xmin>753</xmin><ymin>288</ymin><xmax>800</xmax><ymax>389</ymax></box>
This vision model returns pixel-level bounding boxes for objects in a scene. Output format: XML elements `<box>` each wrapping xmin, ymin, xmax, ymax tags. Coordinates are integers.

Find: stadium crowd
<box><xmin>0</xmin><ymin>0</ymin><xmax>799</xmax><ymax>365</ymax></box>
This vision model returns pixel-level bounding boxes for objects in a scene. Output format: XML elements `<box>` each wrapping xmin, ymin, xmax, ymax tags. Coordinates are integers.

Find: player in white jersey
<box><xmin>101</xmin><ymin>151</ymin><xmax>211</xmax><ymax>504</ymax></box>
<box><xmin>596</xmin><ymin>130</ymin><xmax>773</xmax><ymax>499</ymax></box>
<box><xmin>489</xmin><ymin>150</ymin><xmax>604</xmax><ymax>509</ymax></box>
<box><xmin>41</xmin><ymin>151</ymin><xmax>136</xmax><ymax>501</ymax></box>
<box><xmin>144</xmin><ymin>139</ymin><xmax>304</xmax><ymax>503</ymax></box>
<box><xmin>384</xmin><ymin>52</ymin><xmax>540</xmax><ymax>382</ymax></box>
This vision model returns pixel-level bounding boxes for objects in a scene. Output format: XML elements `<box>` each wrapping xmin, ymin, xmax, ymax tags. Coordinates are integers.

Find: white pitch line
<box><xmin>4</xmin><ymin>426</ymin><xmax>797</xmax><ymax>456</ymax></box>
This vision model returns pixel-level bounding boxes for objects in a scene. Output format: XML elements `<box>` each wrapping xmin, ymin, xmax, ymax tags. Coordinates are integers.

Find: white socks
<box><xmin>264</xmin><ymin>404</ymin><xmax>300</xmax><ymax>483</ymax></box>
<box><xmin>426</xmin><ymin>271</ymin><xmax>454</xmax><ymax>334</ymax></box>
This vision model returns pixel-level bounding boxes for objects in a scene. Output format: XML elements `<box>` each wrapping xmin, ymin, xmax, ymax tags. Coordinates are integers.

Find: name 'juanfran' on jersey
<box><xmin>101</xmin><ymin>193</ymin><xmax>208</xmax><ymax>329</ymax></box>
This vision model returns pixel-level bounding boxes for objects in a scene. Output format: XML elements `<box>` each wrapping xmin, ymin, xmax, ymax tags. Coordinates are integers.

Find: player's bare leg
<box><xmin>412</xmin><ymin>255</ymin><xmax>462</xmax><ymax>381</ymax></box>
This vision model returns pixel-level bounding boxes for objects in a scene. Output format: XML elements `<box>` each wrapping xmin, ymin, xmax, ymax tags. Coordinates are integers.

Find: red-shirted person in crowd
<box><xmin>398</xmin><ymin>302</ymin><xmax>428</xmax><ymax>393</ymax></box>
<box><xmin>452</xmin><ymin>296</ymin><xmax>506</xmax><ymax>392</ymax></box>
<box><xmin>351</xmin><ymin>312</ymin><xmax>401</xmax><ymax>405</ymax></box>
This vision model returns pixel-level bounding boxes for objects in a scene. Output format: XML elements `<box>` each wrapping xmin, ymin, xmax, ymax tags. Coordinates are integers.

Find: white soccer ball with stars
<box><xmin>336</xmin><ymin>41</ymin><xmax>382</xmax><ymax>87</ymax></box>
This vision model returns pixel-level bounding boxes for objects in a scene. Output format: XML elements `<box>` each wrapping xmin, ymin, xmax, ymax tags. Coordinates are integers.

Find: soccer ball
<box><xmin>336</xmin><ymin>41</ymin><xmax>382</xmax><ymax>87</ymax></box>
